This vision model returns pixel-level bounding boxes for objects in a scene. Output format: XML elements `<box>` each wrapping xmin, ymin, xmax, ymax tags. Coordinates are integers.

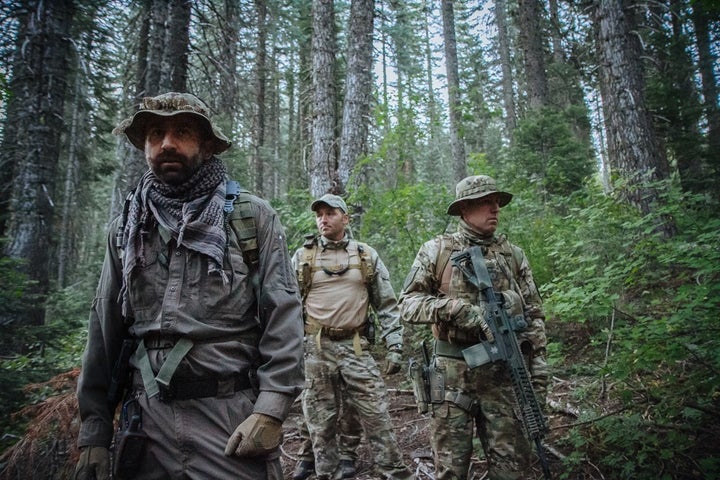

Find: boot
<box><xmin>338</xmin><ymin>459</ymin><xmax>356</xmax><ymax>479</ymax></box>
<box><xmin>293</xmin><ymin>460</ymin><xmax>315</xmax><ymax>480</ymax></box>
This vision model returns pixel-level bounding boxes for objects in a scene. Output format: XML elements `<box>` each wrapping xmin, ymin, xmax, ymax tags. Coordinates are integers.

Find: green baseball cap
<box><xmin>113</xmin><ymin>92</ymin><xmax>231</xmax><ymax>154</ymax></box>
<box><xmin>311</xmin><ymin>194</ymin><xmax>348</xmax><ymax>214</ymax></box>
<box><xmin>447</xmin><ymin>175</ymin><xmax>513</xmax><ymax>215</ymax></box>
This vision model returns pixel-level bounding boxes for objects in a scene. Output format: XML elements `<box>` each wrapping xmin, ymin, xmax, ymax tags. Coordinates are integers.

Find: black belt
<box><xmin>157</xmin><ymin>373</ymin><xmax>252</xmax><ymax>402</ymax></box>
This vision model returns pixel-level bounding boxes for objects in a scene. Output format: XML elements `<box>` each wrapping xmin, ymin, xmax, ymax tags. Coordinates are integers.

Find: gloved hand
<box><xmin>450</xmin><ymin>300</ymin><xmax>495</xmax><ymax>342</ymax></box>
<box><xmin>224</xmin><ymin>413</ymin><xmax>283</xmax><ymax>457</ymax></box>
<box><xmin>74</xmin><ymin>446</ymin><xmax>110</xmax><ymax>480</ymax></box>
<box><xmin>384</xmin><ymin>349</ymin><xmax>403</xmax><ymax>375</ymax></box>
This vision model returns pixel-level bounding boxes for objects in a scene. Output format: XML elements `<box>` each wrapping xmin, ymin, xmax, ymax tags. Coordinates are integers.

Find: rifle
<box><xmin>451</xmin><ymin>246</ymin><xmax>552</xmax><ymax>480</ymax></box>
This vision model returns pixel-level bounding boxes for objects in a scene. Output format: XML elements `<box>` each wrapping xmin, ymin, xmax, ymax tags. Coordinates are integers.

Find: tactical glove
<box><xmin>74</xmin><ymin>446</ymin><xmax>110</xmax><ymax>480</ymax></box>
<box><xmin>384</xmin><ymin>350</ymin><xmax>403</xmax><ymax>375</ymax></box>
<box><xmin>225</xmin><ymin>413</ymin><xmax>283</xmax><ymax>457</ymax></box>
<box><xmin>450</xmin><ymin>301</ymin><xmax>495</xmax><ymax>342</ymax></box>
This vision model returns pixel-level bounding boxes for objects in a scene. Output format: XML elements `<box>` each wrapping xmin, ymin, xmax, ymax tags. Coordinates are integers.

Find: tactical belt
<box><xmin>161</xmin><ymin>373</ymin><xmax>252</xmax><ymax>401</ymax></box>
<box><xmin>305</xmin><ymin>317</ymin><xmax>364</xmax><ymax>356</ymax></box>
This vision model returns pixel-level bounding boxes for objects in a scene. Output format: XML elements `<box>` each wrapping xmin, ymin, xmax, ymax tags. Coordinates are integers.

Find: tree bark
<box><xmin>2</xmin><ymin>0</ymin><xmax>76</xmax><ymax>326</ymax></box>
<box><xmin>252</xmin><ymin>0</ymin><xmax>268</xmax><ymax>196</ymax></box>
<box><xmin>310</xmin><ymin>0</ymin><xmax>338</xmax><ymax>196</ymax></box>
<box><xmin>338</xmin><ymin>0</ymin><xmax>375</xmax><ymax>193</ymax></box>
<box><xmin>517</xmin><ymin>0</ymin><xmax>549</xmax><ymax>110</ymax></box>
<box><xmin>495</xmin><ymin>0</ymin><xmax>517</xmax><ymax>134</ymax></box>
<box><xmin>441</xmin><ymin>0</ymin><xmax>467</xmax><ymax>182</ymax></box>
<box><xmin>691</xmin><ymin>3</ymin><xmax>720</xmax><ymax>191</ymax></box>
<box><xmin>593</xmin><ymin>0</ymin><xmax>676</xmax><ymax>238</ymax></box>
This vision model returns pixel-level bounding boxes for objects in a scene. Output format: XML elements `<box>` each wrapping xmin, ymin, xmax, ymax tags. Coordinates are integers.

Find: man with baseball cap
<box><xmin>399</xmin><ymin>175</ymin><xmax>549</xmax><ymax>479</ymax></box>
<box><xmin>74</xmin><ymin>92</ymin><xmax>304</xmax><ymax>479</ymax></box>
<box><xmin>291</xmin><ymin>194</ymin><xmax>412</xmax><ymax>479</ymax></box>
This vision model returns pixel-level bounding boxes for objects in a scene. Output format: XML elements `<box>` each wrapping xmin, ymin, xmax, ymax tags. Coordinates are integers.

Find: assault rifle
<box><xmin>451</xmin><ymin>246</ymin><xmax>552</xmax><ymax>480</ymax></box>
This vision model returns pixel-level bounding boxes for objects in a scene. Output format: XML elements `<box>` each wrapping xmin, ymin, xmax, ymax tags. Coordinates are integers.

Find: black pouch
<box><xmin>113</xmin><ymin>399</ymin><xmax>148</xmax><ymax>480</ymax></box>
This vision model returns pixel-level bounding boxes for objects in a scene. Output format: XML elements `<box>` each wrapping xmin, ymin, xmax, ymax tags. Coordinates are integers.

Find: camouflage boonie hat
<box><xmin>113</xmin><ymin>92</ymin><xmax>231</xmax><ymax>154</ymax></box>
<box><xmin>311</xmin><ymin>194</ymin><xmax>348</xmax><ymax>214</ymax></box>
<box><xmin>447</xmin><ymin>175</ymin><xmax>513</xmax><ymax>215</ymax></box>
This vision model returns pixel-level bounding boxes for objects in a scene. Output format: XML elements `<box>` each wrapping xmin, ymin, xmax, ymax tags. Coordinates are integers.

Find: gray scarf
<box><xmin>119</xmin><ymin>157</ymin><xmax>228</xmax><ymax>317</ymax></box>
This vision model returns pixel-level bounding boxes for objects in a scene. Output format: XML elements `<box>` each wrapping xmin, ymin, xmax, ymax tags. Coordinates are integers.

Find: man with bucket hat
<box><xmin>399</xmin><ymin>175</ymin><xmax>549</xmax><ymax>479</ymax></box>
<box><xmin>74</xmin><ymin>92</ymin><xmax>304</xmax><ymax>479</ymax></box>
<box><xmin>291</xmin><ymin>193</ymin><xmax>413</xmax><ymax>480</ymax></box>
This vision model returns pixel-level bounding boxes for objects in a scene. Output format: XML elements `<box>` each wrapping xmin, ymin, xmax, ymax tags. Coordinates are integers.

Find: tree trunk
<box><xmin>593</xmin><ymin>0</ymin><xmax>676</xmax><ymax>238</ymax></box>
<box><xmin>252</xmin><ymin>0</ymin><xmax>268</xmax><ymax>196</ymax></box>
<box><xmin>338</xmin><ymin>0</ymin><xmax>375</xmax><ymax>193</ymax></box>
<box><xmin>691</xmin><ymin>3</ymin><xmax>720</xmax><ymax>192</ymax></box>
<box><xmin>2</xmin><ymin>0</ymin><xmax>76</xmax><ymax>326</ymax></box>
<box><xmin>310</xmin><ymin>0</ymin><xmax>338</xmax><ymax>196</ymax></box>
<box><xmin>517</xmin><ymin>0</ymin><xmax>549</xmax><ymax>110</ymax></box>
<box><xmin>161</xmin><ymin>0</ymin><xmax>191</xmax><ymax>92</ymax></box>
<box><xmin>495</xmin><ymin>0</ymin><xmax>516</xmax><ymax>134</ymax></box>
<box><xmin>441</xmin><ymin>0</ymin><xmax>467</xmax><ymax>182</ymax></box>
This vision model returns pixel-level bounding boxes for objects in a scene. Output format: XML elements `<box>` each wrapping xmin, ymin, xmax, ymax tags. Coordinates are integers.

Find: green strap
<box><xmin>132</xmin><ymin>337</ymin><xmax>194</xmax><ymax>399</ymax></box>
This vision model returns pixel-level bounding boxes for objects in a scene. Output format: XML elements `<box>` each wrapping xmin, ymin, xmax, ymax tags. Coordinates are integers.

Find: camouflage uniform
<box><xmin>293</xmin><ymin>194</ymin><xmax>412</xmax><ymax>480</ymax></box>
<box><xmin>399</xmin><ymin>176</ymin><xmax>548</xmax><ymax>480</ymax></box>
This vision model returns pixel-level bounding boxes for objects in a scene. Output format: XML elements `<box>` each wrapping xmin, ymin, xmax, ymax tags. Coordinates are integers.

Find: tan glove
<box><xmin>74</xmin><ymin>446</ymin><xmax>110</xmax><ymax>480</ymax></box>
<box><xmin>450</xmin><ymin>300</ymin><xmax>495</xmax><ymax>342</ymax></box>
<box><xmin>384</xmin><ymin>350</ymin><xmax>403</xmax><ymax>375</ymax></box>
<box><xmin>224</xmin><ymin>413</ymin><xmax>283</xmax><ymax>457</ymax></box>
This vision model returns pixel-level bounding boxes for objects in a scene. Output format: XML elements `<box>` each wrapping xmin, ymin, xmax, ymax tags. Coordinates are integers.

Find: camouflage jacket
<box><xmin>399</xmin><ymin>225</ymin><xmax>547</xmax><ymax>355</ymax></box>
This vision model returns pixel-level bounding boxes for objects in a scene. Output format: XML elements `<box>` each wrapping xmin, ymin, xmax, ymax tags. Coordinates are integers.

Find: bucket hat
<box><xmin>447</xmin><ymin>175</ymin><xmax>513</xmax><ymax>215</ymax></box>
<box><xmin>311</xmin><ymin>194</ymin><xmax>348</xmax><ymax>214</ymax></box>
<box><xmin>113</xmin><ymin>92</ymin><xmax>231</xmax><ymax>154</ymax></box>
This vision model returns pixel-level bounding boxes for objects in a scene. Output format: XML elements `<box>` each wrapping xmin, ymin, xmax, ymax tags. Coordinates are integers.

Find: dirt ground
<box><xmin>278</xmin><ymin>373</ymin><xmax>568</xmax><ymax>480</ymax></box>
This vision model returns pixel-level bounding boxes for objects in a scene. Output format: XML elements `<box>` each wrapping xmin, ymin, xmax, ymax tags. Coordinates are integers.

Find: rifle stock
<box><xmin>451</xmin><ymin>246</ymin><xmax>552</xmax><ymax>479</ymax></box>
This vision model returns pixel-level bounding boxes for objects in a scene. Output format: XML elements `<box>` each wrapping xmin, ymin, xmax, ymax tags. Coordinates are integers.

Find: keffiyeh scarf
<box><xmin>119</xmin><ymin>157</ymin><xmax>228</xmax><ymax>317</ymax></box>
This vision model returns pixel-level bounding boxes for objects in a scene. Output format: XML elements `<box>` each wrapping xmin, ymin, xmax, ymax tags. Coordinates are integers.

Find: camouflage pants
<box><xmin>297</xmin><ymin>392</ymin><xmax>363</xmax><ymax>462</ymax></box>
<box><xmin>302</xmin><ymin>336</ymin><xmax>412</xmax><ymax>480</ymax></box>
<box><xmin>430</xmin><ymin>354</ymin><xmax>534</xmax><ymax>480</ymax></box>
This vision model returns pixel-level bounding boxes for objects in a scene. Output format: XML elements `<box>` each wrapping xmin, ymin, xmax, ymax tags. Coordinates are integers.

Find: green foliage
<box><xmin>507</xmin><ymin>108</ymin><xmax>595</xmax><ymax>196</ymax></box>
<box><xmin>540</xmin><ymin>180</ymin><xmax>720</xmax><ymax>478</ymax></box>
<box><xmin>351</xmin><ymin>181</ymin><xmax>452</xmax><ymax>292</ymax></box>
<box><xmin>0</xmin><ymin>266</ymin><xmax>91</xmax><ymax>454</ymax></box>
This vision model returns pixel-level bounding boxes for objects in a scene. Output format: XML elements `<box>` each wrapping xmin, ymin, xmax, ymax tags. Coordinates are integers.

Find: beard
<box><xmin>149</xmin><ymin>151</ymin><xmax>204</xmax><ymax>186</ymax></box>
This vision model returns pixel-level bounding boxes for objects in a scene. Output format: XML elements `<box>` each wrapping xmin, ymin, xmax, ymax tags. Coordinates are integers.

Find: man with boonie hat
<box><xmin>291</xmin><ymin>193</ymin><xmax>412</xmax><ymax>480</ymax></box>
<box><xmin>74</xmin><ymin>92</ymin><xmax>304</xmax><ymax>479</ymax></box>
<box><xmin>399</xmin><ymin>175</ymin><xmax>549</xmax><ymax>479</ymax></box>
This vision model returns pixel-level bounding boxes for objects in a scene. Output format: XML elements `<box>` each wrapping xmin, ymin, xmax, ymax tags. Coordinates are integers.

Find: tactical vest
<box><xmin>296</xmin><ymin>236</ymin><xmax>374</xmax><ymax>300</ymax></box>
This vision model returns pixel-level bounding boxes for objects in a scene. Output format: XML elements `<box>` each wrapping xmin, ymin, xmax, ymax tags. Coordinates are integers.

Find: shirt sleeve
<box><xmin>367</xmin><ymin>246</ymin><xmax>403</xmax><ymax>349</ymax></box>
<box><xmin>77</xmin><ymin>217</ymin><xmax>126</xmax><ymax>448</ymax></box>
<box><xmin>252</xmin><ymin>199</ymin><xmax>305</xmax><ymax>420</ymax></box>
<box><xmin>398</xmin><ymin>238</ymin><xmax>459</xmax><ymax>325</ymax></box>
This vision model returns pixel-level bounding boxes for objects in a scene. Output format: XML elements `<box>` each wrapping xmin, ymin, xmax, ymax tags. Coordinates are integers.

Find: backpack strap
<box><xmin>298</xmin><ymin>235</ymin><xmax>319</xmax><ymax>300</ymax></box>
<box><xmin>434</xmin><ymin>234</ymin><xmax>456</xmax><ymax>295</ymax></box>
<box><xmin>356</xmin><ymin>241</ymin><xmax>374</xmax><ymax>286</ymax></box>
<box><xmin>224</xmin><ymin>180</ymin><xmax>259</xmax><ymax>272</ymax></box>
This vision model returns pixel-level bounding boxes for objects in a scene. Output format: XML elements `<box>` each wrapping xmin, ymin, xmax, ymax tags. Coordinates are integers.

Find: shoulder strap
<box><xmin>298</xmin><ymin>235</ymin><xmax>319</xmax><ymax>299</ymax></box>
<box><xmin>225</xmin><ymin>180</ymin><xmax>259</xmax><ymax>272</ymax></box>
<box><xmin>355</xmin><ymin>241</ymin><xmax>374</xmax><ymax>286</ymax></box>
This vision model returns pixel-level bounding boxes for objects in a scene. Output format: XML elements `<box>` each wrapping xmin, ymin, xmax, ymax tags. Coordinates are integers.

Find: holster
<box><xmin>113</xmin><ymin>398</ymin><xmax>148</xmax><ymax>480</ymax></box>
<box><xmin>408</xmin><ymin>358</ymin><xmax>430</xmax><ymax>413</ymax></box>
